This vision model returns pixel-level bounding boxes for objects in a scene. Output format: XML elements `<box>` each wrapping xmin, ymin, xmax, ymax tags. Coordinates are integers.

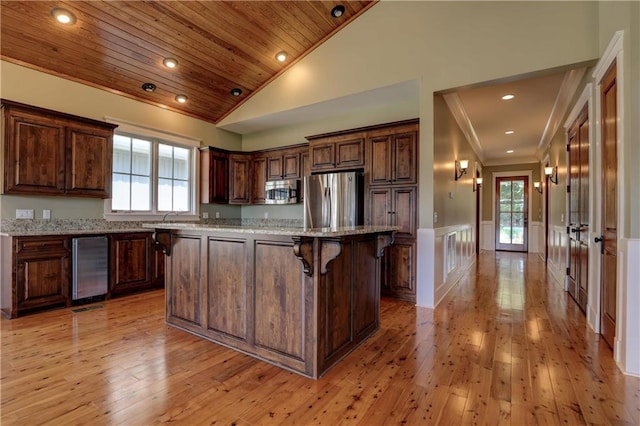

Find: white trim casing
<box><xmin>492</xmin><ymin>170</ymin><xmax>534</xmax><ymax>252</ymax></box>
<box><xmin>592</xmin><ymin>31</ymin><xmax>633</xmax><ymax>375</ymax></box>
<box><xmin>563</xmin><ymin>83</ymin><xmax>599</xmax><ymax>332</ymax></box>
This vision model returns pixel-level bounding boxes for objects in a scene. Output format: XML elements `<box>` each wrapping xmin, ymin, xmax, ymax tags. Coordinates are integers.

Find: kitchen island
<box><xmin>147</xmin><ymin>223</ymin><xmax>395</xmax><ymax>379</ymax></box>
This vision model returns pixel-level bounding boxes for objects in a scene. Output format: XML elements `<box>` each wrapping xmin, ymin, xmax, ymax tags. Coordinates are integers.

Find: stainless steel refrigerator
<box><xmin>303</xmin><ymin>171</ymin><xmax>364</xmax><ymax>229</ymax></box>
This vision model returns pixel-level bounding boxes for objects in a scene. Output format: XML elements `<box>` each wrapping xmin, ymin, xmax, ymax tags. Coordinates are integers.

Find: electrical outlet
<box><xmin>202</xmin><ymin>212</ymin><xmax>209</xmax><ymax>219</ymax></box>
<box><xmin>43</xmin><ymin>209</ymin><xmax>51</xmax><ymax>220</ymax></box>
<box><xmin>263</xmin><ymin>212</ymin><xmax>268</xmax><ymax>219</ymax></box>
<box><xmin>16</xmin><ymin>209</ymin><xmax>34</xmax><ymax>219</ymax></box>
<box><xmin>215</xmin><ymin>212</ymin><xmax>220</xmax><ymax>219</ymax></box>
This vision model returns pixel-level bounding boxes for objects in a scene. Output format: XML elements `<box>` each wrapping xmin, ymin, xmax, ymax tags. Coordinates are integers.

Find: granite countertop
<box><xmin>143</xmin><ymin>223</ymin><xmax>398</xmax><ymax>237</ymax></box>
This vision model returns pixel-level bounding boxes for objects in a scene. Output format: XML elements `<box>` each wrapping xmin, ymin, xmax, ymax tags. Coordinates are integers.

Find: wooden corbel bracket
<box><xmin>375</xmin><ymin>232</ymin><xmax>395</xmax><ymax>258</ymax></box>
<box><xmin>293</xmin><ymin>237</ymin><xmax>314</xmax><ymax>277</ymax></box>
<box><xmin>153</xmin><ymin>229</ymin><xmax>172</xmax><ymax>256</ymax></box>
<box><xmin>293</xmin><ymin>238</ymin><xmax>343</xmax><ymax>277</ymax></box>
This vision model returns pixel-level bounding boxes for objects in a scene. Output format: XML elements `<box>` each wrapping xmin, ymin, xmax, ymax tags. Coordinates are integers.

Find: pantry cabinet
<box><xmin>1</xmin><ymin>100</ymin><xmax>116</xmax><ymax>198</ymax></box>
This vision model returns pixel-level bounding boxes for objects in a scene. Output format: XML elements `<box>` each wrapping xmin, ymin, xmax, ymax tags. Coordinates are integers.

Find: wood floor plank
<box><xmin>2</xmin><ymin>252</ymin><xmax>639</xmax><ymax>425</ymax></box>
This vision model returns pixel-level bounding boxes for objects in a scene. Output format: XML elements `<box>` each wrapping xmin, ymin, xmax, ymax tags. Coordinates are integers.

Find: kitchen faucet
<box><xmin>162</xmin><ymin>211</ymin><xmax>180</xmax><ymax>222</ymax></box>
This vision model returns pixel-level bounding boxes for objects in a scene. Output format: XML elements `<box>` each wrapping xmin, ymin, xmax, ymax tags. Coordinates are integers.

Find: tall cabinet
<box><xmin>365</xmin><ymin>120</ymin><xmax>419</xmax><ymax>302</ymax></box>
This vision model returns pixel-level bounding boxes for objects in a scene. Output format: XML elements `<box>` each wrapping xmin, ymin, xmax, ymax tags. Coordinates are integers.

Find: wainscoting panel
<box><xmin>547</xmin><ymin>225</ymin><xmax>567</xmax><ymax>288</ymax></box>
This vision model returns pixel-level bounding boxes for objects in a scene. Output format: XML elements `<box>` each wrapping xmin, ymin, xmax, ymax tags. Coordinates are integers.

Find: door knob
<box><xmin>594</xmin><ymin>236</ymin><xmax>603</xmax><ymax>243</ymax></box>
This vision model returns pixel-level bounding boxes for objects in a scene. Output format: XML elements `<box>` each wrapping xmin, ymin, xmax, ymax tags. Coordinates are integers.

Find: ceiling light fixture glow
<box><xmin>506</xmin><ymin>150</ymin><xmax>514</xmax><ymax>153</ymax></box>
<box><xmin>502</xmin><ymin>94</ymin><xmax>515</xmax><ymax>100</ymax></box>
<box><xmin>331</xmin><ymin>5</ymin><xmax>345</xmax><ymax>18</ymax></box>
<box><xmin>163</xmin><ymin>58</ymin><xmax>178</xmax><ymax>68</ymax></box>
<box><xmin>175</xmin><ymin>94</ymin><xmax>188</xmax><ymax>103</ymax></box>
<box><xmin>51</xmin><ymin>8</ymin><xmax>77</xmax><ymax>25</ymax></box>
<box><xmin>230</xmin><ymin>88</ymin><xmax>242</xmax><ymax>96</ymax></box>
<box><xmin>275</xmin><ymin>51</ymin><xmax>288</xmax><ymax>62</ymax></box>
<box><xmin>505</xmin><ymin>130</ymin><xmax>515</xmax><ymax>135</ymax></box>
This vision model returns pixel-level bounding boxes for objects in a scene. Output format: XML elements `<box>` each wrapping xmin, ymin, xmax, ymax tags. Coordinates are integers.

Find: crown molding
<box><xmin>442</xmin><ymin>93</ymin><xmax>485</xmax><ymax>163</ymax></box>
<box><xmin>536</xmin><ymin>67</ymin><xmax>586</xmax><ymax>158</ymax></box>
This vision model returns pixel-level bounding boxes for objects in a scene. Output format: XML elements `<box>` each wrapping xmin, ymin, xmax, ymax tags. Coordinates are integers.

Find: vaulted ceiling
<box><xmin>0</xmin><ymin>1</ymin><xmax>375</xmax><ymax>124</ymax></box>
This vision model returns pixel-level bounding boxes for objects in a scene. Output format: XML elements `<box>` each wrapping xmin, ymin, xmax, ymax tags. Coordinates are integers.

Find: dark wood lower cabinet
<box><xmin>382</xmin><ymin>239</ymin><xmax>416</xmax><ymax>302</ymax></box>
<box><xmin>159</xmin><ymin>228</ymin><xmax>393</xmax><ymax>378</ymax></box>
<box><xmin>109</xmin><ymin>232</ymin><xmax>164</xmax><ymax>297</ymax></box>
<box><xmin>1</xmin><ymin>235</ymin><xmax>71</xmax><ymax>318</ymax></box>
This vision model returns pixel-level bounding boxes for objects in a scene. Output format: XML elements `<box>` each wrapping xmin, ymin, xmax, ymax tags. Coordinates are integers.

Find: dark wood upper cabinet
<box><xmin>65</xmin><ymin>125</ymin><xmax>112</xmax><ymax>197</ymax></box>
<box><xmin>368</xmin><ymin>124</ymin><xmax>418</xmax><ymax>186</ymax></box>
<box><xmin>200</xmin><ymin>147</ymin><xmax>229</xmax><ymax>204</ymax></box>
<box><xmin>251</xmin><ymin>155</ymin><xmax>267</xmax><ymax>204</ymax></box>
<box><xmin>228</xmin><ymin>153</ymin><xmax>252</xmax><ymax>204</ymax></box>
<box><xmin>1</xmin><ymin>100</ymin><xmax>116</xmax><ymax>198</ymax></box>
<box><xmin>265</xmin><ymin>145</ymin><xmax>305</xmax><ymax>181</ymax></box>
<box><xmin>307</xmin><ymin>133</ymin><xmax>365</xmax><ymax>171</ymax></box>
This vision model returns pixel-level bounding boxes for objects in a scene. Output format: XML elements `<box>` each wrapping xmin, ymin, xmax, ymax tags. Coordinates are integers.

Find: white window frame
<box><xmin>103</xmin><ymin>117</ymin><xmax>201</xmax><ymax>221</ymax></box>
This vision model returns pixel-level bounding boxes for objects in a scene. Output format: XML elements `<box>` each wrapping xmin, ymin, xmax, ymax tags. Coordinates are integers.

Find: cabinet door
<box><xmin>309</xmin><ymin>142</ymin><xmax>335</xmax><ymax>171</ymax></box>
<box><xmin>282</xmin><ymin>152</ymin><xmax>300</xmax><ymax>179</ymax></box>
<box><xmin>386</xmin><ymin>241</ymin><xmax>416</xmax><ymax>301</ymax></box>
<box><xmin>16</xmin><ymin>248</ymin><xmax>69</xmax><ymax>312</ymax></box>
<box><xmin>252</xmin><ymin>156</ymin><xmax>267</xmax><ymax>204</ymax></box>
<box><xmin>335</xmin><ymin>136</ymin><xmax>364</xmax><ymax>169</ymax></box>
<box><xmin>229</xmin><ymin>154</ymin><xmax>251</xmax><ymax>204</ymax></box>
<box><xmin>200</xmin><ymin>148</ymin><xmax>228</xmax><ymax>204</ymax></box>
<box><xmin>266</xmin><ymin>155</ymin><xmax>284</xmax><ymax>180</ymax></box>
<box><xmin>151</xmin><ymin>247</ymin><xmax>165</xmax><ymax>288</ymax></box>
<box><xmin>392</xmin><ymin>131</ymin><xmax>417</xmax><ymax>184</ymax></box>
<box><xmin>65</xmin><ymin>125</ymin><xmax>112</xmax><ymax>197</ymax></box>
<box><xmin>4</xmin><ymin>109</ymin><xmax>66</xmax><ymax>195</ymax></box>
<box><xmin>392</xmin><ymin>187</ymin><xmax>417</xmax><ymax>238</ymax></box>
<box><xmin>369</xmin><ymin>135</ymin><xmax>392</xmax><ymax>185</ymax></box>
<box><xmin>367</xmin><ymin>188</ymin><xmax>392</xmax><ymax>227</ymax></box>
<box><xmin>110</xmin><ymin>233</ymin><xmax>151</xmax><ymax>295</ymax></box>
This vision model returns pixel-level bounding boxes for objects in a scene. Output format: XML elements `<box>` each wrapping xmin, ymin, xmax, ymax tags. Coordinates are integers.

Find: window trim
<box><xmin>103</xmin><ymin>117</ymin><xmax>201</xmax><ymax>222</ymax></box>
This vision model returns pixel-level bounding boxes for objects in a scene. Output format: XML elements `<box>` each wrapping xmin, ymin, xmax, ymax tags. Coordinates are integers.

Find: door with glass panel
<box><xmin>495</xmin><ymin>177</ymin><xmax>528</xmax><ymax>252</ymax></box>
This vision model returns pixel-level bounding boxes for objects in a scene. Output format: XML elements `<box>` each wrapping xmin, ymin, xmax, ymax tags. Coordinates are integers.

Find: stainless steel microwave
<box><xmin>265</xmin><ymin>179</ymin><xmax>299</xmax><ymax>204</ymax></box>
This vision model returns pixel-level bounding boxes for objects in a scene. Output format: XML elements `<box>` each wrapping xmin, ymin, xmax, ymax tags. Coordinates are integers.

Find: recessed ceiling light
<box><xmin>230</xmin><ymin>88</ymin><xmax>243</xmax><ymax>96</ymax></box>
<box><xmin>331</xmin><ymin>5</ymin><xmax>345</xmax><ymax>18</ymax></box>
<box><xmin>506</xmin><ymin>150</ymin><xmax>514</xmax><ymax>153</ymax></box>
<box><xmin>141</xmin><ymin>82</ymin><xmax>156</xmax><ymax>92</ymax></box>
<box><xmin>505</xmin><ymin>130</ymin><xmax>515</xmax><ymax>135</ymax></box>
<box><xmin>275</xmin><ymin>51</ymin><xmax>288</xmax><ymax>62</ymax></box>
<box><xmin>163</xmin><ymin>58</ymin><xmax>178</xmax><ymax>69</ymax></box>
<box><xmin>502</xmin><ymin>94</ymin><xmax>515</xmax><ymax>100</ymax></box>
<box><xmin>175</xmin><ymin>94</ymin><xmax>188</xmax><ymax>103</ymax></box>
<box><xmin>51</xmin><ymin>8</ymin><xmax>76</xmax><ymax>25</ymax></box>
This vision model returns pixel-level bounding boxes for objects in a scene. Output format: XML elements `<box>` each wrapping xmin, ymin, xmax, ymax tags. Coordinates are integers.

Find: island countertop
<box><xmin>142</xmin><ymin>222</ymin><xmax>399</xmax><ymax>237</ymax></box>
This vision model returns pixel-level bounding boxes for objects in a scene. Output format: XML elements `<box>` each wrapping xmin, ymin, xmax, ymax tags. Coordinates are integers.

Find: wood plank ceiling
<box><xmin>0</xmin><ymin>1</ymin><xmax>375</xmax><ymax>124</ymax></box>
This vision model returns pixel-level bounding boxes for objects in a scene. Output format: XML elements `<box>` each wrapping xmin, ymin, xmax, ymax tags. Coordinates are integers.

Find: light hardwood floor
<box><xmin>1</xmin><ymin>251</ymin><xmax>639</xmax><ymax>425</ymax></box>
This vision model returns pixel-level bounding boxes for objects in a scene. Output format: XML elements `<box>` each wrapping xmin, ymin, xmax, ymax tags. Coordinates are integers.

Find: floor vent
<box><xmin>71</xmin><ymin>304</ymin><xmax>104</xmax><ymax>313</ymax></box>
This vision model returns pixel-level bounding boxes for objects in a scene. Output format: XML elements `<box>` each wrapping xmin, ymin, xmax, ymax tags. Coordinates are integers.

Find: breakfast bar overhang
<box><xmin>149</xmin><ymin>224</ymin><xmax>395</xmax><ymax>379</ymax></box>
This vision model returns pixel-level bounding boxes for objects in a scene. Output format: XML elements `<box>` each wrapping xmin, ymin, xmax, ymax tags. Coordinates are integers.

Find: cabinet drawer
<box><xmin>16</xmin><ymin>237</ymin><xmax>69</xmax><ymax>256</ymax></box>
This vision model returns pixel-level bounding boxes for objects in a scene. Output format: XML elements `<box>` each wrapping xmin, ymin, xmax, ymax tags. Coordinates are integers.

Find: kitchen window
<box><xmin>104</xmin><ymin>118</ymin><xmax>200</xmax><ymax>220</ymax></box>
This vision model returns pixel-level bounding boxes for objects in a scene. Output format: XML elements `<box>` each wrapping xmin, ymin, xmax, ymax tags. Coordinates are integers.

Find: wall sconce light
<box><xmin>545</xmin><ymin>166</ymin><xmax>558</xmax><ymax>184</ymax></box>
<box><xmin>473</xmin><ymin>177</ymin><xmax>483</xmax><ymax>192</ymax></box>
<box><xmin>455</xmin><ymin>160</ymin><xmax>468</xmax><ymax>181</ymax></box>
<box><xmin>534</xmin><ymin>181</ymin><xmax>543</xmax><ymax>194</ymax></box>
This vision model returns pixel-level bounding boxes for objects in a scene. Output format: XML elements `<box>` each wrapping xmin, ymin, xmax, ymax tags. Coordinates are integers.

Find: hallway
<box><xmin>1</xmin><ymin>252</ymin><xmax>639</xmax><ymax>424</ymax></box>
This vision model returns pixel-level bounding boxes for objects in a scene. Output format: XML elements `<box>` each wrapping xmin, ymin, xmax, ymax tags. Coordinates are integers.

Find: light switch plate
<box><xmin>16</xmin><ymin>209</ymin><xmax>34</xmax><ymax>219</ymax></box>
<box><xmin>43</xmin><ymin>209</ymin><xmax>51</xmax><ymax>220</ymax></box>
